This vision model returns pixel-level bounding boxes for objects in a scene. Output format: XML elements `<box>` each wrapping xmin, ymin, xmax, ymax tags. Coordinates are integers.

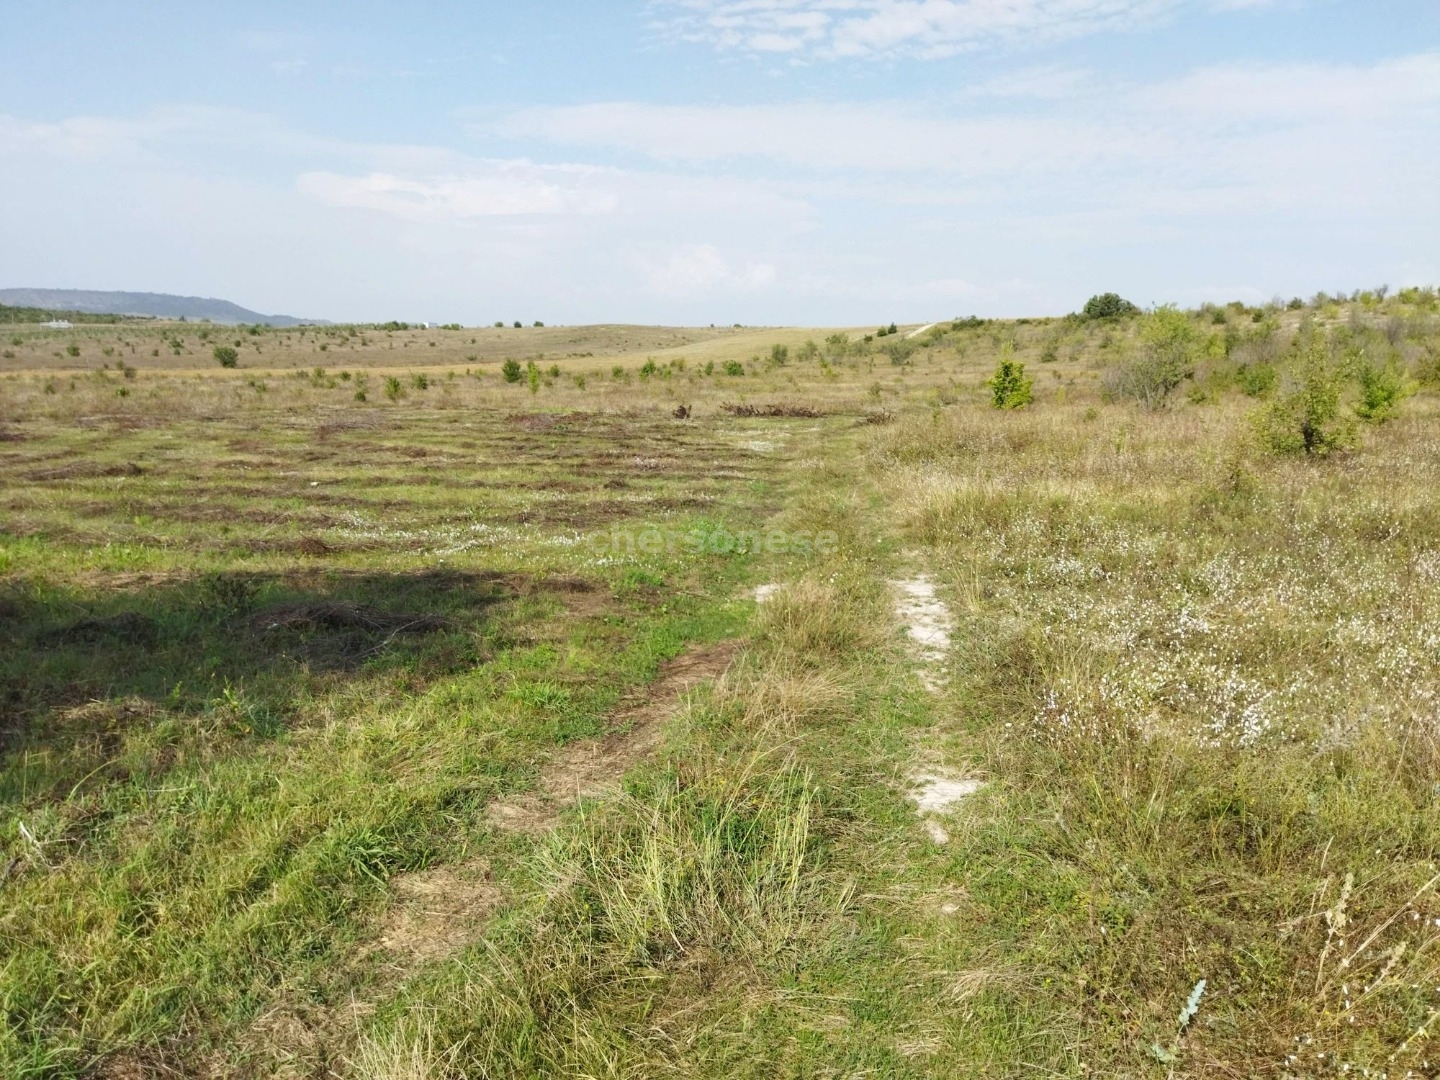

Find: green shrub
<box><xmin>1353</xmin><ymin>358</ymin><xmax>1412</xmax><ymax>423</ymax></box>
<box><xmin>723</xmin><ymin>360</ymin><xmax>745</xmax><ymax>376</ymax></box>
<box><xmin>639</xmin><ymin>358</ymin><xmax>659</xmax><ymax>379</ymax></box>
<box><xmin>65</xmin><ymin>343</ymin><xmax>81</xmax><ymax>357</ymax></box>
<box><xmin>987</xmin><ymin>358</ymin><xmax>1034</xmax><ymax>409</ymax></box>
<box><xmin>501</xmin><ymin>358</ymin><xmax>522</xmax><ymax>383</ymax></box>
<box><xmin>1255</xmin><ymin>341</ymin><xmax>1356</xmax><ymax>456</ymax></box>
<box><xmin>383</xmin><ymin>376</ymin><xmax>403</xmax><ymax>402</ymax></box>
<box><xmin>1416</xmin><ymin>343</ymin><xmax>1440</xmax><ymax>387</ymax></box>
<box><xmin>770</xmin><ymin>343</ymin><xmax>789</xmax><ymax>366</ymax></box>
<box><xmin>411</xmin><ymin>373</ymin><xmax>429</xmax><ymax>390</ymax></box>
<box><xmin>526</xmin><ymin>361</ymin><xmax>540</xmax><ymax>393</ymax></box>
<box><xmin>611</xmin><ymin>365</ymin><xmax>626</xmax><ymax>380</ymax></box>
<box><xmin>213</xmin><ymin>346</ymin><xmax>239</xmax><ymax>368</ymax></box>
<box><xmin>1101</xmin><ymin>307</ymin><xmax>1198</xmax><ymax>409</ymax></box>
<box><xmin>1235</xmin><ymin>363</ymin><xmax>1278</xmax><ymax>398</ymax></box>
<box><xmin>1082</xmin><ymin>293</ymin><xmax>1139</xmax><ymax>319</ymax></box>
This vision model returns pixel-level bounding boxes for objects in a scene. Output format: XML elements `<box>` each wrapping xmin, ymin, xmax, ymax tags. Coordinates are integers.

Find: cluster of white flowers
<box><xmin>996</xmin><ymin>507</ymin><xmax>1440</xmax><ymax>753</ymax></box>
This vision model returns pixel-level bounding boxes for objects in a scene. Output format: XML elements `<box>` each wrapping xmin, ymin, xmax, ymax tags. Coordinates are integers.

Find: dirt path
<box><xmin>889</xmin><ymin>574</ymin><xmax>980</xmax><ymax>844</ymax></box>
<box><xmin>484</xmin><ymin>641</ymin><xmax>740</xmax><ymax>834</ymax></box>
<box><xmin>213</xmin><ymin>641</ymin><xmax>741</xmax><ymax>1078</ymax></box>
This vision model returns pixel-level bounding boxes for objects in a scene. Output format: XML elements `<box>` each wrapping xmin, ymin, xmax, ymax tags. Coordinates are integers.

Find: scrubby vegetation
<box><xmin>2</xmin><ymin>286</ymin><xmax>1438</xmax><ymax>1077</ymax></box>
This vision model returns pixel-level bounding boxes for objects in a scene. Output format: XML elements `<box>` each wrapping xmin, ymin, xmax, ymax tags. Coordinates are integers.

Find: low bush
<box><xmin>1255</xmin><ymin>340</ymin><xmax>1356</xmax><ymax>456</ymax></box>
<box><xmin>1353</xmin><ymin>357</ymin><xmax>1413</xmax><ymax>423</ymax></box>
<box><xmin>987</xmin><ymin>358</ymin><xmax>1034</xmax><ymax>409</ymax></box>
<box><xmin>1101</xmin><ymin>307</ymin><xmax>1198</xmax><ymax>409</ymax></box>
<box><xmin>1235</xmin><ymin>362</ymin><xmax>1278</xmax><ymax>397</ymax></box>
<box><xmin>213</xmin><ymin>346</ymin><xmax>239</xmax><ymax>368</ymax></box>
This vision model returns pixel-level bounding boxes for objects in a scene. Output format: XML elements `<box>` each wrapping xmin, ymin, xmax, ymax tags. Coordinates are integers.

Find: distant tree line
<box><xmin>0</xmin><ymin>304</ymin><xmax>147</xmax><ymax>325</ymax></box>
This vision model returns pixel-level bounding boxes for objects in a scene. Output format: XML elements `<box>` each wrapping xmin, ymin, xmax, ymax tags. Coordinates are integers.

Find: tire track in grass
<box><xmin>230</xmin><ymin>643</ymin><xmax>741</xmax><ymax>1075</ymax></box>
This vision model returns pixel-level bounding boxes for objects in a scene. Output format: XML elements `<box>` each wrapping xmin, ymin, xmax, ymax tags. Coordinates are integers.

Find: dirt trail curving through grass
<box><xmin>485</xmin><ymin>641</ymin><xmax>741</xmax><ymax>834</ymax></box>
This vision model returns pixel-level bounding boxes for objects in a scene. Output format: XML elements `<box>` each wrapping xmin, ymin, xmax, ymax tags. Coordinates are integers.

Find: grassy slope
<box><xmin>2</xmin><ymin>293</ymin><xmax>1439</xmax><ymax>1077</ymax></box>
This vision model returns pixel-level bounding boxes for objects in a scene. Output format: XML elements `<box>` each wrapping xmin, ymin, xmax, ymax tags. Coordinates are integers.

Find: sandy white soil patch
<box><xmin>892</xmin><ymin>576</ymin><xmax>954</xmax><ymax>688</ymax></box>
<box><xmin>907</xmin><ymin>770</ymin><xmax>982</xmax><ymax>845</ymax></box>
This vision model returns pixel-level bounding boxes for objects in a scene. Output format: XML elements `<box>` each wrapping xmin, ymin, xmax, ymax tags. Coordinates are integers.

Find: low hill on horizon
<box><xmin>0</xmin><ymin>288</ymin><xmax>326</xmax><ymax>327</ymax></box>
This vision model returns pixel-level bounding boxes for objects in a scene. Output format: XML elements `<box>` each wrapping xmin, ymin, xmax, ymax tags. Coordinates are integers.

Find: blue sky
<box><xmin>1</xmin><ymin>1</ymin><xmax>1436</xmax><ymax>324</ymax></box>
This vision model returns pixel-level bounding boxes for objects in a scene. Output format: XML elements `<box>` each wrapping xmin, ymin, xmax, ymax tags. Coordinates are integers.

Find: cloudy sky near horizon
<box><xmin>1</xmin><ymin>1</ymin><xmax>1436</xmax><ymax>324</ymax></box>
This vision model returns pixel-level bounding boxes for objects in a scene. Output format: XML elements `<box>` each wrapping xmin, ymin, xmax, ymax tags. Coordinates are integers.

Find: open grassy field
<box><xmin>3</xmin><ymin>289</ymin><xmax>1440</xmax><ymax>1078</ymax></box>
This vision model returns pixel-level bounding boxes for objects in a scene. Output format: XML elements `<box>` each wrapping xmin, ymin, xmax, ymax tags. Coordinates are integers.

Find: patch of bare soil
<box><xmin>24</xmin><ymin>461</ymin><xmax>143</xmax><ymax>482</ymax></box>
<box><xmin>721</xmin><ymin>402</ymin><xmax>825</xmax><ymax>418</ymax></box>
<box><xmin>487</xmin><ymin>640</ymin><xmax>741</xmax><ymax>834</ymax></box>
<box><xmin>42</xmin><ymin>611</ymin><xmax>158</xmax><ymax>647</ymax></box>
<box><xmin>507</xmin><ymin>411</ymin><xmax>592</xmax><ymax>432</ymax></box>
<box><xmin>249</xmin><ymin>602</ymin><xmax>447</xmax><ymax>635</ymax></box>
<box><xmin>93</xmin><ymin>1052</ymin><xmax>185</xmax><ymax>1079</ymax></box>
<box><xmin>376</xmin><ymin>863</ymin><xmax>504</xmax><ymax>965</ymax></box>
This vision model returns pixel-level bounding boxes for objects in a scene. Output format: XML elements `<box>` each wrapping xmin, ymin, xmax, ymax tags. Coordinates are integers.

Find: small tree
<box><xmin>525</xmin><ymin>360</ymin><xmax>540</xmax><ymax>393</ymax></box>
<box><xmin>988</xmin><ymin>356</ymin><xmax>1033</xmax><ymax>409</ymax></box>
<box><xmin>213</xmin><ymin>345</ymin><xmax>239</xmax><ymax>368</ymax></box>
<box><xmin>1353</xmin><ymin>357</ymin><xmax>1413</xmax><ymax>423</ymax></box>
<box><xmin>770</xmin><ymin>343</ymin><xmax>789</xmax><ymax>366</ymax></box>
<box><xmin>501</xmin><ymin>358</ymin><xmax>522</xmax><ymax>383</ymax></box>
<box><xmin>1101</xmin><ymin>306</ymin><xmax>1197</xmax><ymax>409</ymax></box>
<box><xmin>1083</xmin><ymin>293</ymin><xmax>1140</xmax><ymax>320</ymax></box>
<box><xmin>1255</xmin><ymin>340</ymin><xmax>1356</xmax><ymax>457</ymax></box>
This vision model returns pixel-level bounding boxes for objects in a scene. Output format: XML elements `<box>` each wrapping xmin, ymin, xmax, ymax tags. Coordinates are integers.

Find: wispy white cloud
<box><xmin>644</xmin><ymin>243</ymin><xmax>778</xmax><ymax>293</ymax></box>
<box><xmin>297</xmin><ymin>165</ymin><xmax>621</xmax><ymax>221</ymax></box>
<box><xmin>489</xmin><ymin>51</ymin><xmax>1440</xmax><ymax>214</ymax></box>
<box><xmin>650</xmin><ymin>0</ymin><xmax>1285</xmax><ymax>60</ymax></box>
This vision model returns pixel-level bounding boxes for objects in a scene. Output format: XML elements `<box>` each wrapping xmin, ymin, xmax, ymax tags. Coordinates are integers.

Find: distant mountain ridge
<box><xmin>0</xmin><ymin>289</ymin><xmax>326</xmax><ymax>327</ymax></box>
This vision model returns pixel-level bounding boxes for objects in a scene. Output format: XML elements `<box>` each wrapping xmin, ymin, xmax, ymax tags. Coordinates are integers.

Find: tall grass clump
<box><xmin>362</xmin><ymin>759</ymin><xmax>843</xmax><ymax>1076</ymax></box>
<box><xmin>754</xmin><ymin>576</ymin><xmax>882</xmax><ymax>659</ymax></box>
